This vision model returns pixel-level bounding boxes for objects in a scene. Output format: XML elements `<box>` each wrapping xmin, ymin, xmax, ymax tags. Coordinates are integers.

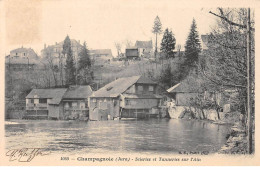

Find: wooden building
<box><xmin>25</xmin><ymin>88</ymin><xmax>67</xmax><ymax>119</ymax></box>
<box><xmin>125</xmin><ymin>48</ymin><xmax>139</xmax><ymax>60</ymax></box>
<box><xmin>89</xmin><ymin>75</ymin><xmax>163</xmax><ymax>121</ymax></box>
<box><xmin>135</xmin><ymin>40</ymin><xmax>153</xmax><ymax>58</ymax></box>
<box><xmin>62</xmin><ymin>85</ymin><xmax>93</xmax><ymax>119</ymax></box>
<box><xmin>25</xmin><ymin>85</ymin><xmax>93</xmax><ymax>120</ymax></box>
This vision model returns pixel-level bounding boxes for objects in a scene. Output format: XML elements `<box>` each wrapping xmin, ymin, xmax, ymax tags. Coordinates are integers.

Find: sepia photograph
<box><xmin>0</xmin><ymin>0</ymin><xmax>259</xmax><ymax>166</ymax></box>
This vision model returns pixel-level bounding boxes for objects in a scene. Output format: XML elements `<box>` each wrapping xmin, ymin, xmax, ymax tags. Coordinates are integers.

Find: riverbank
<box><xmin>218</xmin><ymin>123</ymin><xmax>248</xmax><ymax>154</ymax></box>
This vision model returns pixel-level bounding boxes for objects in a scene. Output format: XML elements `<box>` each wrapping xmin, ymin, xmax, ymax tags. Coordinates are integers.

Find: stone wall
<box><xmin>168</xmin><ymin>105</ymin><xmax>241</xmax><ymax>123</ymax></box>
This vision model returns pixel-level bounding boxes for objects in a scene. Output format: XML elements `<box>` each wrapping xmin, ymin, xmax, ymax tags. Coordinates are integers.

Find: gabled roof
<box><xmin>167</xmin><ymin>80</ymin><xmax>202</xmax><ymax>93</ymax></box>
<box><xmin>167</xmin><ymin>82</ymin><xmax>201</xmax><ymax>93</ymax></box>
<box><xmin>136</xmin><ymin>75</ymin><xmax>157</xmax><ymax>84</ymax></box>
<box><xmin>135</xmin><ymin>40</ymin><xmax>153</xmax><ymax>49</ymax></box>
<box><xmin>63</xmin><ymin>85</ymin><xmax>93</xmax><ymax>99</ymax></box>
<box><xmin>10</xmin><ymin>47</ymin><xmax>36</xmax><ymax>54</ymax></box>
<box><xmin>26</xmin><ymin>88</ymin><xmax>67</xmax><ymax>104</ymax></box>
<box><xmin>90</xmin><ymin>76</ymin><xmax>141</xmax><ymax>98</ymax></box>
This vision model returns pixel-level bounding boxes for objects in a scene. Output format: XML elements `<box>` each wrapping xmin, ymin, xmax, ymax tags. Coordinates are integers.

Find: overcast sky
<box><xmin>3</xmin><ymin>0</ymin><xmax>221</xmax><ymax>56</ymax></box>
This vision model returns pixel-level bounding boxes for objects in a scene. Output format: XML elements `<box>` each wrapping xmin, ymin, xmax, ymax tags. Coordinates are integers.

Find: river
<box><xmin>5</xmin><ymin>119</ymin><xmax>231</xmax><ymax>155</ymax></box>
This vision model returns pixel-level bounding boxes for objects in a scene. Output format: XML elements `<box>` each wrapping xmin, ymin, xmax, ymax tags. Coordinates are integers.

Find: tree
<box><xmin>152</xmin><ymin>16</ymin><xmax>162</xmax><ymax>59</ymax></box>
<box><xmin>78</xmin><ymin>42</ymin><xmax>92</xmax><ymax>84</ymax></box>
<box><xmin>181</xmin><ymin>19</ymin><xmax>201</xmax><ymax>78</ymax></box>
<box><xmin>125</xmin><ymin>39</ymin><xmax>133</xmax><ymax>48</ymax></box>
<box><xmin>114</xmin><ymin>42</ymin><xmax>122</xmax><ymax>57</ymax></box>
<box><xmin>42</xmin><ymin>47</ymin><xmax>58</xmax><ymax>87</ymax></box>
<box><xmin>200</xmin><ymin>8</ymin><xmax>255</xmax><ymax>153</ymax></box>
<box><xmin>160</xmin><ymin>28</ymin><xmax>176</xmax><ymax>59</ymax></box>
<box><xmin>63</xmin><ymin>35</ymin><xmax>76</xmax><ymax>85</ymax></box>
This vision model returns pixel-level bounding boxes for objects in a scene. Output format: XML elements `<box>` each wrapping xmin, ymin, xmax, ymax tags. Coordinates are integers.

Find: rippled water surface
<box><xmin>5</xmin><ymin>119</ymin><xmax>230</xmax><ymax>155</ymax></box>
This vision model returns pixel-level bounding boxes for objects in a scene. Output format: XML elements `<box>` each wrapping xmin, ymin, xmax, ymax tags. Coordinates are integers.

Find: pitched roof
<box><xmin>167</xmin><ymin>81</ymin><xmax>202</xmax><ymax>93</ymax></box>
<box><xmin>63</xmin><ymin>85</ymin><xmax>93</xmax><ymax>99</ymax></box>
<box><xmin>136</xmin><ymin>75</ymin><xmax>157</xmax><ymax>84</ymax></box>
<box><xmin>26</xmin><ymin>88</ymin><xmax>67</xmax><ymax>104</ymax></box>
<box><xmin>90</xmin><ymin>76</ymin><xmax>141</xmax><ymax>98</ymax></box>
<box><xmin>11</xmin><ymin>47</ymin><xmax>36</xmax><ymax>54</ymax></box>
<box><xmin>135</xmin><ymin>40</ymin><xmax>153</xmax><ymax>49</ymax></box>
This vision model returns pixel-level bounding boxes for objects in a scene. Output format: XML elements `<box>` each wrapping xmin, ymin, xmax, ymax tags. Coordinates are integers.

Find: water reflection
<box><xmin>5</xmin><ymin>119</ymin><xmax>230</xmax><ymax>155</ymax></box>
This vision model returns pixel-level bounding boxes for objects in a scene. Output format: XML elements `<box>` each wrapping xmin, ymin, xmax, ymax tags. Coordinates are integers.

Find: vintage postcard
<box><xmin>0</xmin><ymin>0</ymin><xmax>259</xmax><ymax>166</ymax></box>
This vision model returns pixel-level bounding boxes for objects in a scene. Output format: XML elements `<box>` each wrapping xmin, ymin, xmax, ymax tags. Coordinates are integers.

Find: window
<box><xmin>39</xmin><ymin>99</ymin><xmax>47</xmax><ymax>103</ymax></box>
<box><xmin>125</xmin><ymin>99</ymin><xmax>130</xmax><ymax>106</ymax></box>
<box><xmin>149</xmin><ymin>86</ymin><xmax>154</xmax><ymax>92</ymax></box>
<box><xmin>30</xmin><ymin>99</ymin><xmax>34</xmax><ymax>104</ymax></box>
<box><xmin>24</xmin><ymin>53</ymin><xmax>26</xmax><ymax>56</ymax></box>
<box><xmin>16</xmin><ymin>53</ymin><xmax>18</xmax><ymax>56</ymax></box>
<box><xmin>72</xmin><ymin>102</ymin><xmax>77</xmax><ymax>107</ymax></box>
<box><xmin>138</xmin><ymin>86</ymin><xmax>143</xmax><ymax>92</ymax></box>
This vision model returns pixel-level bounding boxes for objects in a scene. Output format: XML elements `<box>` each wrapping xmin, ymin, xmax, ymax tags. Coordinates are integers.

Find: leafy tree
<box><xmin>199</xmin><ymin>8</ymin><xmax>255</xmax><ymax>154</ymax></box>
<box><xmin>63</xmin><ymin>35</ymin><xmax>76</xmax><ymax>85</ymax></box>
<box><xmin>152</xmin><ymin>16</ymin><xmax>162</xmax><ymax>58</ymax></box>
<box><xmin>160</xmin><ymin>28</ymin><xmax>176</xmax><ymax>59</ymax></box>
<box><xmin>181</xmin><ymin>19</ymin><xmax>201</xmax><ymax>79</ymax></box>
<box><xmin>78</xmin><ymin>42</ymin><xmax>93</xmax><ymax>84</ymax></box>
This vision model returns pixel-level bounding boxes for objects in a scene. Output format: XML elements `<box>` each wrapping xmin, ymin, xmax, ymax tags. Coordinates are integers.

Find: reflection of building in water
<box><xmin>89</xmin><ymin>75</ymin><xmax>163</xmax><ymax>121</ymax></box>
<box><xmin>25</xmin><ymin>85</ymin><xmax>93</xmax><ymax>120</ymax></box>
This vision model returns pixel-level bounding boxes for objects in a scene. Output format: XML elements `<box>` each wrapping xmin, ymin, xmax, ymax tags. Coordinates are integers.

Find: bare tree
<box><xmin>125</xmin><ymin>39</ymin><xmax>133</xmax><ymax>48</ymax></box>
<box><xmin>114</xmin><ymin>42</ymin><xmax>122</xmax><ymax>57</ymax></box>
<box><xmin>42</xmin><ymin>48</ymin><xmax>58</xmax><ymax>87</ymax></box>
<box><xmin>199</xmin><ymin>8</ymin><xmax>254</xmax><ymax>153</ymax></box>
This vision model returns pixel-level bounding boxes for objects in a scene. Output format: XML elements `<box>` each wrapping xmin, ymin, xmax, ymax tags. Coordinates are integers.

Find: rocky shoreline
<box><xmin>218</xmin><ymin>123</ymin><xmax>248</xmax><ymax>154</ymax></box>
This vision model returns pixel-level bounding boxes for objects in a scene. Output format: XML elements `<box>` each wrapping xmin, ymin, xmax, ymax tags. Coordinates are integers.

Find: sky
<box><xmin>2</xmin><ymin>0</ymin><xmax>221</xmax><ymax>57</ymax></box>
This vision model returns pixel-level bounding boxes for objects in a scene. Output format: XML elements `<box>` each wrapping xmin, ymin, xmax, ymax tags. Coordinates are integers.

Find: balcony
<box><xmin>26</xmin><ymin>103</ymin><xmax>48</xmax><ymax>110</ymax></box>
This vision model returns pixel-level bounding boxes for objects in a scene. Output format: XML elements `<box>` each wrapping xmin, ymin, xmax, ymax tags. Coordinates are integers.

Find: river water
<box><xmin>5</xmin><ymin>119</ymin><xmax>231</xmax><ymax>155</ymax></box>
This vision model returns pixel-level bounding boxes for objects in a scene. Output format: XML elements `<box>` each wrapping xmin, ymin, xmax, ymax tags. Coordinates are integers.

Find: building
<box><xmin>89</xmin><ymin>49</ymin><xmax>113</xmax><ymax>60</ymax></box>
<box><xmin>167</xmin><ymin>83</ymin><xmax>200</xmax><ymax>106</ymax></box>
<box><xmin>6</xmin><ymin>47</ymin><xmax>39</xmax><ymax>71</ymax></box>
<box><xmin>41</xmin><ymin>39</ymin><xmax>83</xmax><ymax>64</ymax></box>
<box><xmin>25</xmin><ymin>86</ymin><xmax>93</xmax><ymax>119</ymax></box>
<box><xmin>62</xmin><ymin>85</ymin><xmax>93</xmax><ymax>119</ymax></box>
<box><xmin>125</xmin><ymin>48</ymin><xmax>139</xmax><ymax>60</ymax></box>
<box><xmin>10</xmin><ymin>46</ymin><xmax>38</xmax><ymax>59</ymax></box>
<box><xmin>25</xmin><ymin>88</ymin><xmax>67</xmax><ymax>119</ymax></box>
<box><xmin>135</xmin><ymin>40</ymin><xmax>153</xmax><ymax>58</ymax></box>
<box><xmin>89</xmin><ymin>75</ymin><xmax>163</xmax><ymax>121</ymax></box>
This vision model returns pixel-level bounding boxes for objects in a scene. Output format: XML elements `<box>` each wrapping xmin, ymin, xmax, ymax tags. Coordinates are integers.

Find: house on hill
<box><xmin>135</xmin><ymin>40</ymin><xmax>153</xmax><ymax>58</ymax></box>
<box><xmin>25</xmin><ymin>85</ymin><xmax>93</xmax><ymax>119</ymax></box>
<box><xmin>125</xmin><ymin>48</ymin><xmax>139</xmax><ymax>60</ymax></box>
<box><xmin>41</xmin><ymin>39</ymin><xmax>83</xmax><ymax>64</ymax></box>
<box><xmin>89</xmin><ymin>49</ymin><xmax>113</xmax><ymax>59</ymax></box>
<box><xmin>6</xmin><ymin>47</ymin><xmax>39</xmax><ymax>71</ymax></box>
<box><xmin>88</xmin><ymin>75</ymin><xmax>163</xmax><ymax>121</ymax></box>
